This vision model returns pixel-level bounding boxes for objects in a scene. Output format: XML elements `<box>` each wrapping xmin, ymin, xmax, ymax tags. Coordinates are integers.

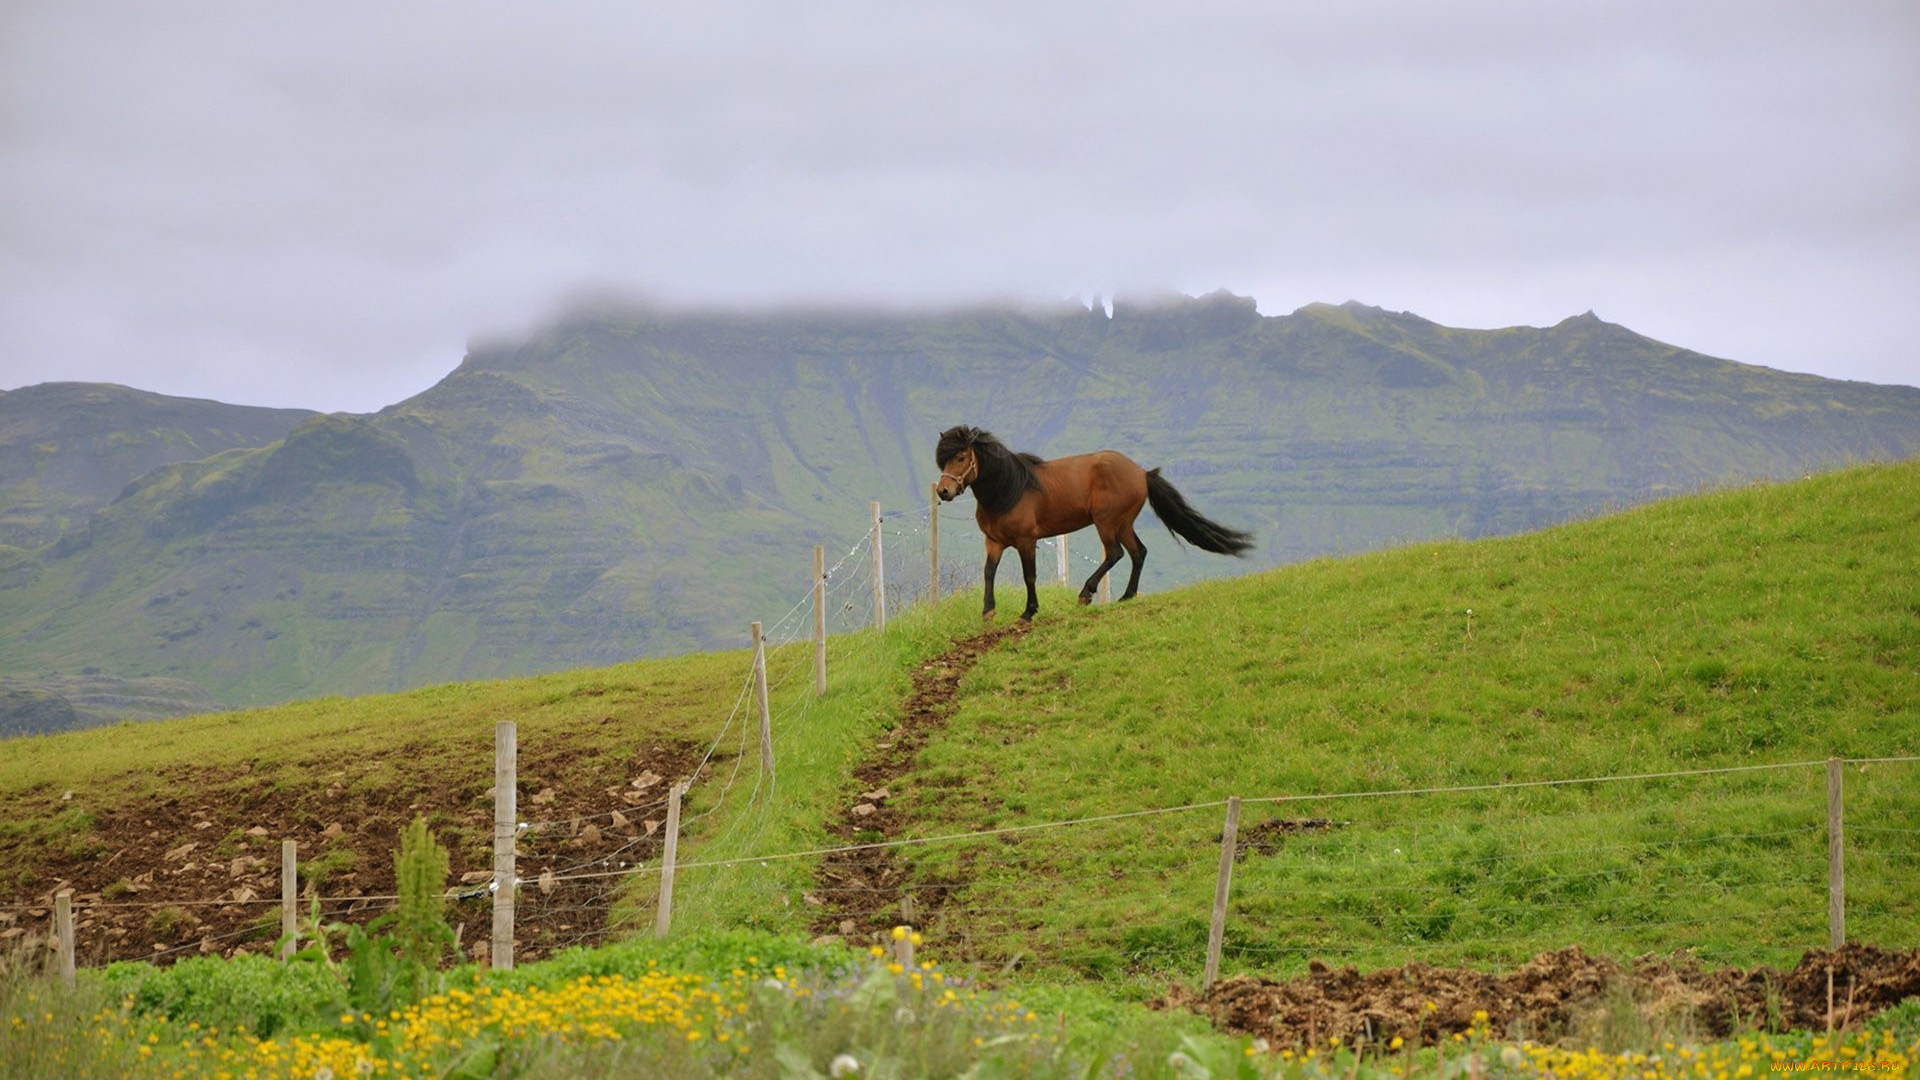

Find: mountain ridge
<box><xmin>0</xmin><ymin>382</ymin><xmax>317</xmax><ymax>549</ymax></box>
<box><xmin>3</xmin><ymin>293</ymin><xmax>1917</xmax><ymax>734</ymax></box>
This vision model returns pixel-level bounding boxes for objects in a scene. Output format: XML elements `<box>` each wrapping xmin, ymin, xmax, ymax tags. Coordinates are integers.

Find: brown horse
<box><xmin>934</xmin><ymin>425</ymin><xmax>1253</xmax><ymax>622</ymax></box>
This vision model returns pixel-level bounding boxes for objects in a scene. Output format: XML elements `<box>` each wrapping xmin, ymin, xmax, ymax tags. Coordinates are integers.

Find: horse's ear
<box><xmin>935</xmin><ymin>426</ymin><xmax>969</xmax><ymax>467</ymax></box>
<box><xmin>936</xmin><ymin>424</ymin><xmax>990</xmax><ymax>467</ymax></box>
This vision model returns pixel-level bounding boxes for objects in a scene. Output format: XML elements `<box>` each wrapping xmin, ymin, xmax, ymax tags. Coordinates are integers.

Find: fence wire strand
<box><xmin>11</xmin><ymin>489</ymin><xmax>1914</xmax><ymax>976</ymax></box>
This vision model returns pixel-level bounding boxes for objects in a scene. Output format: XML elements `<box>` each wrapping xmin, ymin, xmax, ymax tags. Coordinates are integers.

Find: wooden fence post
<box><xmin>897</xmin><ymin>894</ymin><xmax>917</xmax><ymax>969</ymax></box>
<box><xmin>1828</xmin><ymin>757</ymin><xmax>1845</xmax><ymax>949</ymax></box>
<box><xmin>752</xmin><ymin>621</ymin><xmax>773</xmax><ymax>779</ymax></box>
<box><xmin>1057</xmin><ymin>534</ymin><xmax>1068</xmax><ymax>585</ymax></box>
<box><xmin>54</xmin><ymin>888</ymin><xmax>75</xmax><ymax>988</ymax></box>
<box><xmin>281</xmin><ymin>840</ymin><xmax>298</xmax><ymax>960</ymax></box>
<box><xmin>871</xmin><ymin>501</ymin><xmax>886</xmax><ymax>630</ymax></box>
<box><xmin>813</xmin><ymin>545</ymin><xmax>827</xmax><ymax>696</ymax></box>
<box><xmin>655</xmin><ymin>782</ymin><xmax>686</xmax><ymax>939</ymax></box>
<box><xmin>929</xmin><ymin>483</ymin><xmax>940</xmax><ymax>604</ymax></box>
<box><xmin>1204</xmin><ymin>797</ymin><xmax>1241</xmax><ymax>991</ymax></box>
<box><xmin>492</xmin><ymin>720</ymin><xmax>517</xmax><ymax>971</ymax></box>
<box><xmin>1099</xmin><ymin>572</ymin><xmax>1111</xmax><ymax>604</ymax></box>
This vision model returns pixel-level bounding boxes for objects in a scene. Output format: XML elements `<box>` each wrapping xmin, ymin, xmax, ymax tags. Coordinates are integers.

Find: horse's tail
<box><xmin>1144</xmin><ymin>469</ymin><xmax>1254</xmax><ymax>556</ymax></box>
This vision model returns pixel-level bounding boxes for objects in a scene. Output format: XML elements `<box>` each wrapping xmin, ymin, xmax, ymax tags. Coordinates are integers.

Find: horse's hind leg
<box><xmin>1119</xmin><ymin>525</ymin><xmax>1147</xmax><ymax>601</ymax></box>
<box><xmin>1080</xmin><ymin>530</ymin><xmax>1124</xmax><ymax>605</ymax></box>
<box><xmin>1016</xmin><ymin>541</ymin><xmax>1040</xmax><ymax>622</ymax></box>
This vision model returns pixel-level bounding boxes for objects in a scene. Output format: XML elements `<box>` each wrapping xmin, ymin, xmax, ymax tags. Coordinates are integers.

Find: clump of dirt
<box><xmin>1161</xmin><ymin>944</ymin><xmax>1920</xmax><ymax>1048</ymax></box>
<box><xmin>1232</xmin><ymin>818</ymin><xmax>1340</xmax><ymax>860</ymax></box>
<box><xmin>0</xmin><ymin>733</ymin><xmax>710</xmax><ymax>966</ymax></box>
<box><xmin>809</xmin><ymin>625</ymin><xmax>1021</xmax><ymax>945</ymax></box>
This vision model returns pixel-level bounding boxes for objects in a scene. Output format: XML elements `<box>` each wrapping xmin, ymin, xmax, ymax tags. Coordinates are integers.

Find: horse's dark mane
<box><xmin>935</xmin><ymin>425</ymin><xmax>1044</xmax><ymax>515</ymax></box>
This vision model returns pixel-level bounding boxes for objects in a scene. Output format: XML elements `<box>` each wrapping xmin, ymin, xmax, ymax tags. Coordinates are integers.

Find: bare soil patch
<box><xmin>0</xmin><ymin>733</ymin><xmax>711</xmax><ymax>966</ymax></box>
<box><xmin>809</xmin><ymin>625</ymin><xmax>1021</xmax><ymax>945</ymax></box>
<box><xmin>1231</xmin><ymin>818</ymin><xmax>1340</xmax><ymax>860</ymax></box>
<box><xmin>1161</xmin><ymin>944</ymin><xmax>1920</xmax><ymax>1047</ymax></box>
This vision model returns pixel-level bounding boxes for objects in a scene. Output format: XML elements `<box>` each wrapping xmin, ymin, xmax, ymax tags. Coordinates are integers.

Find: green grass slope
<box><xmin>827</xmin><ymin>460</ymin><xmax>1918</xmax><ymax>991</ymax></box>
<box><xmin>0</xmin><ymin>572</ymin><xmax>989</xmax><ymax>948</ymax></box>
<box><xmin>3</xmin><ymin>462</ymin><xmax>1914</xmax><ymax>998</ymax></box>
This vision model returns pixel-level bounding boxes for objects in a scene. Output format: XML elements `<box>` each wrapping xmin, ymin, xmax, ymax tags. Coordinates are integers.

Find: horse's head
<box><xmin>934</xmin><ymin>425</ymin><xmax>984</xmax><ymax>501</ymax></box>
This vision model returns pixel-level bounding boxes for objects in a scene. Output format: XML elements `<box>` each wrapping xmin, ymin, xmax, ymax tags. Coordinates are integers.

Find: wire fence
<box><xmin>10</xmin><ymin>738</ymin><xmax>1916</xmax><ymax>980</ymax></box>
<box><xmin>6</xmin><ymin>491</ymin><xmax>1915</xmax><ymax>991</ymax></box>
<box><xmin>660</xmin><ymin>755</ymin><xmax>1915</xmax><ymax>983</ymax></box>
<box><xmin>4</xmin><ymin>503</ymin><xmax>914</xmax><ymax>968</ymax></box>
<box><xmin>871</xmin><ymin>498</ymin><xmax>1121</xmax><ymax>618</ymax></box>
<box><xmin>488</xmin><ymin>753</ymin><xmax>1918</xmax><ymax>985</ymax></box>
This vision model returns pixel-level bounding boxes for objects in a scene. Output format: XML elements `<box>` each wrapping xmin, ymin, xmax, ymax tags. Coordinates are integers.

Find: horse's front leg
<box><xmin>981</xmin><ymin>540</ymin><xmax>1005</xmax><ymax>622</ymax></box>
<box><xmin>1016</xmin><ymin>542</ymin><xmax>1039</xmax><ymax>622</ymax></box>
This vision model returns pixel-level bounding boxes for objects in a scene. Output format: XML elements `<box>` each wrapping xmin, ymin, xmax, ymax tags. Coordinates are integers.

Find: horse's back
<box><xmin>1043</xmin><ymin>450</ymin><xmax>1148</xmax><ymax>509</ymax></box>
<box><xmin>1063</xmin><ymin>449</ymin><xmax>1146</xmax><ymax>485</ymax></box>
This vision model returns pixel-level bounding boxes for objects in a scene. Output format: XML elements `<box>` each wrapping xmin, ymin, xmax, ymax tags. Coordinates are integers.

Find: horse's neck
<box><xmin>974</xmin><ymin>453</ymin><xmax>1034</xmax><ymax>514</ymax></box>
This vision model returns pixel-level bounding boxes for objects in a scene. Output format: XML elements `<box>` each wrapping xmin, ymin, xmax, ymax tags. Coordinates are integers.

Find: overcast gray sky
<box><xmin>3</xmin><ymin>1</ymin><xmax>1916</xmax><ymax>412</ymax></box>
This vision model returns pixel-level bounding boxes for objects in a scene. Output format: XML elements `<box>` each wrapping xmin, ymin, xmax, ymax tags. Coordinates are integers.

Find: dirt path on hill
<box><xmin>0</xmin><ymin>735</ymin><xmax>710</xmax><ymax>966</ymax></box>
<box><xmin>808</xmin><ymin>625</ymin><xmax>1022</xmax><ymax>946</ymax></box>
<box><xmin>1161</xmin><ymin>944</ymin><xmax>1920</xmax><ymax>1048</ymax></box>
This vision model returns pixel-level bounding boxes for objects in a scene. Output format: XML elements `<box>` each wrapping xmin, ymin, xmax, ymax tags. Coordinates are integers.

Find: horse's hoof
<box><xmin>982</xmin><ymin>610</ymin><xmax>996</xmax><ymax>623</ymax></box>
<box><xmin>1018</xmin><ymin>613</ymin><xmax>1035</xmax><ymax>624</ymax></box>
<box><xmin>1077</xmin><ymin>592</ymin><xmax>1093</xmax><ymax>606</ymax></box>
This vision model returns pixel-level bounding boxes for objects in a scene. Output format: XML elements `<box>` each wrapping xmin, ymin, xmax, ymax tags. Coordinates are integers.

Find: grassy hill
<box><xmin>5</xmin><ymin>294</ymin><xmax>1920</xmax><ymax>732</ymax></box>
<box><xmin>652</xmin><ymin>459</ymin><xmax>1920</xmax><ymax>996</ymax></box>
<box><xmin>876</xmin><ymin>458</ymin><xmax>1920</xmax><ymax>989</ymax></box>
<box><xmin>2</xmin><ymin>461</ymin><xmax>1914</xmax><ymax>999</ymax></box>
<box><xmin>0</xmin><ymin>382</ymin><xmax>312</xmax><ymax>549</ymax></box>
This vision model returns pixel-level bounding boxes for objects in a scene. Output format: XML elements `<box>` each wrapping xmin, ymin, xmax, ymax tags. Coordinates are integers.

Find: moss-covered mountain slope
<box><xmin>3</xmin><ymin>295</ymin><xmax>1917</xmax><ymax>728</ymax></box>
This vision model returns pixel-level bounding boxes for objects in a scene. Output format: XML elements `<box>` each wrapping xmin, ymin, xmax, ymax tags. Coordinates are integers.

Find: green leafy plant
<box><xmin>382</xmin><ymin>816</ymin><xmax>459</xmax><ymax>976</ymax></box>
<box><xmin>274</xmin><ymin>816</ymin><xmax>462</xmax><ymax>1024</ymax></box>
<box><xmin>340</xmin><ymin>817</ymin><xmax>460</xmax><ymax>1018</ymax></box>
<box><xmin>105</xmin><ymin>952</ymin><xmax>342</xmax><ymax>1039</ymax></box>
